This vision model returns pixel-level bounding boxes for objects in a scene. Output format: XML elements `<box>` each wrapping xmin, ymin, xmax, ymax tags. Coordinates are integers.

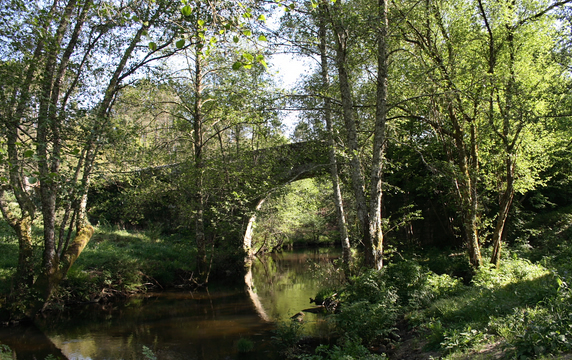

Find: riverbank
<box><xmin>277</xmin><ymin>208</ymin><xmax>572</xmax><ymax>360</ymax></box>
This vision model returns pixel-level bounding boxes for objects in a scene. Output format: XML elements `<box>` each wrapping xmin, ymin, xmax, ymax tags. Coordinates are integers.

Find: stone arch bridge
<box><xmin>240</xmin><ymin>140</ymin><xmax>330</xmax><ymax>254</ymax></box>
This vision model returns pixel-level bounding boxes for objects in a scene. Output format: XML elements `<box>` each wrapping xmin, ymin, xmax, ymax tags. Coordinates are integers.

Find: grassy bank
<box><xmin>57</xmin><ymin>226</ymin><xmax>199</xmax><ymax>304</ymax></box>
<box><xmin>0</xmin><ymin>223</ymin><xmax>201</xmax><ymax>307</ymax></box>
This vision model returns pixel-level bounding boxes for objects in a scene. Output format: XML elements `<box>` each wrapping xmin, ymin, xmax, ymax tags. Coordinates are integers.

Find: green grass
<box><xmin>58</xmin><ymin>225</ymin><xmax>197</xmax><ymax>302</ymax></box>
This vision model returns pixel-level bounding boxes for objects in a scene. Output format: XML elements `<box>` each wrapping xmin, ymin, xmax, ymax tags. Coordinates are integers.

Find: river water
<box><xmin>0</xmin><ymin>248</ymin><xmax>341</xmax><ymax>360</ymax></box>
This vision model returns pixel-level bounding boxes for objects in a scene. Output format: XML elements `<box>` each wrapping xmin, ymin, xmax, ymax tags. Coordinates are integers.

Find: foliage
<box><xmin>253</xmin><ymin>178</ymin><xmax>338</xmax><ymax>250</ymax></box>
<box><xmin>507</xmin><ymin>284</ymin><xmax>572</xmax><ymax>358</ymax></box>
<box><xmin>0</xmin><ymin>345</ymin><xmax>11</xmax><ymax>360</ymax></box>
<box><xmin>236</xmin><ymin>338</ymin><xmax>255</xmax><ymax>353</ymax></box>
<box><xmin>272</xmin><ymin>319</ymin><xmax>305</xmax><ymax>350</ymax></box>
<box><xmin>300</xmin><ymin>336</ymin><xmax>387</xmax><ymax>360</ymax></box>
<box><xmin>142</xmin><ymin>345</ymin><xmax>157</xmax><ymax>360</ymax></box>
<box><xmin>333</xmin><ymin>270</ymin><xmax>399</xmax><ymax>343</ymax></box>
<box><xmin>55</xmin><ymin>226</ymin><xmax>196</xmax><ymax>303</ymax></box>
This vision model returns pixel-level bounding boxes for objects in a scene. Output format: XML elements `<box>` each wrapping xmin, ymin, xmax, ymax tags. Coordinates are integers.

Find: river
<box><xmin>0</xmin><ymin>247</ymin><xmax>341</xmax><ymax>359</ymax></box>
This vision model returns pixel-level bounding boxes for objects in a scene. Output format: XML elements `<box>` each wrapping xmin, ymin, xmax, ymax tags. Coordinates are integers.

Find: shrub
<box><xmin>272</xmin><ymin>320</ymin><xmax>304</xmax><ymax>349</ymax></box>
<box><xmin>334</xmin><ymin>270</ymin><xmax>400</xmax><ymax>343</ymax></box>
<box><xmin>237</xmin><ymin>338</ymin><xmax>255</xmax><ymax>353</ymax></box>
<box><xmin>506</xmin><ymin>283</ymin><xmax>572</xmax><ymax>358</ymax></box>
<box><xmin>300</xmin><ymin>336</ymin><xmax>387</xmax><ymax>360</ymax></box>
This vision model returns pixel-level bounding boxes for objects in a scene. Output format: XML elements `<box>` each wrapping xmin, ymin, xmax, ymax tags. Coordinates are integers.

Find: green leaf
<box><xmin>289</xmin><ymin>3</ymin><xmax>295</xmax><ymax>9</ymax></box>
<box><xmin>232</xmin><ymin>61</ymin><xmax>243</xmax><ymax>70</ymax></box>
<box><xmin>23</xmin><ymin>150</ymin><xmax>34</xmax><ymax>158</ymax></box>
<box><xmin>258</xmin><ymin>35</ymin><xmax>267</xmax><ymax>41</ymax></box>
<box><xmin>233</xmin><ymin>35</ymin><xmax>239</xmax><ymax>43</ymax></box>
<box><xmin>132</xmin><ymin>15</ymin><xmax>139</xmax><ymax>22</ymax></box>
<box><xmin>243</xmin><ymin>29</ymin><xmax>252</xmax><ymax>36</ymax></box>
<box><xmin>148</xmin><ymin>42</ymin><xmax>157</xmax><ymax>51</ymax></box>
<box><xmin>243</xmin><ymin>52</ymin><xmax>254</xmax><ymax>62</ymax></box>
<box><xmin>258</xmin><ymin>14</ymin><xmax>266</xmax><ymax>22</ymax></box>
<box><xmin>176</xmin><ymin>39</ymin><xmax>185</xmax><ymax>49</ymax></box>
<box><xmin>244</xmin><ymin>64</ymin><xmax>252</xmax><ymax>69</ymax></box>
<box><xmin>28</xmin><ymin>176</ymin><xmax>37</xmax><ymax>185</ymax></box>
<box><xmin>198</xmin><ymin>19</ymin><xmax>205</xmax><ymax>27</ymax></box>
<box><xmin>181</xmin><ymin>5</ymin><xmax>192</xmax><ymax>16</ymax></box>
<box><xmin>259</xmin><ymin>59</ymin><xmax>268</xmax><ymax>69</ymax></box>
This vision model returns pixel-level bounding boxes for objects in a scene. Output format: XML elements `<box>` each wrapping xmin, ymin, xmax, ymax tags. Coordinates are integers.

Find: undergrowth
<box><xmin>299</xmin><ymin>243</ymin><xmax>572</xmax><ymax>359</ymax></box>
<box><xmin>56</xmin><ymin>225</ymin><xmax>197</xmax><ymax>303</ymax></box>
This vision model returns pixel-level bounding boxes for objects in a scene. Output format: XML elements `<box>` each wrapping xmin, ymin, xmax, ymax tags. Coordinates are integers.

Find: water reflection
<box><xmin>1</xmin><ymin>247</ymin><xmax>340</xmax><ymax>359</ymax></box>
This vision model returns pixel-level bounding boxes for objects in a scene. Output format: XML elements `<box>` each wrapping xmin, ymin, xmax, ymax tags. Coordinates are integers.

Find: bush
<box><xmin>505</xmin><ymin>283</ymin><xmax>572</xmax><ymax>358</ymax></box>
<box><xmin>334</xmin><ymin>270</ymin><xmax>399</xmax><ymax>343</ymax></box>
<box><xmin>237</xmin><ymin>338</ymin><xmax>255</xmax><ymax>353</ymax></box>
<box><xmin>300</xmin><ymin>336</ymin><xmax>386</xmax><ymax>360</ymax></box>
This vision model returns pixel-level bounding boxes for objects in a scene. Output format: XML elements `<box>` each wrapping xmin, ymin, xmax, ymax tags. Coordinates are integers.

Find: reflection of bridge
<box><xmin>242</xmin><ymin>141</ymin><xmax>330</xmax><ymax>255</ymax></box>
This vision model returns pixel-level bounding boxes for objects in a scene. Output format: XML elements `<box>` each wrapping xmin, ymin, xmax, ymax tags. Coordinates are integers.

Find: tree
<box><xmin>0</xmin><ymin>0</ymin><xmax>181</xmax><ymax>317</ymax></box>
<box><xmin>398</xmin><ymin>0</ymin><xmax>570</xmax><ymax>267</ymax></box>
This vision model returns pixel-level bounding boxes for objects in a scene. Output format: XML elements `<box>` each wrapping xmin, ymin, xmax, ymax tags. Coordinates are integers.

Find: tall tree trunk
<box><xmin>327</xmin><ymin>1</ymin><xmax>372</xmax><ymax>267</ymax></box>
<box><xmin>318</xmin><ymin>6</ymin><xmax>351</xmax><ymax>266</ymax></box>
<box><xmin>491</xmin><ymin>11</ymin><xmax>518</xmax><ymax>268</ymax></box>
<box><xmin>193</xmin><ymin>44</ymin><xmax>208</xmax><ymax>281</ymax></box>
<box><xmin>369</xmin><ymin>0</ymin><xmax>388</xmax><ymax>270</ymax></box>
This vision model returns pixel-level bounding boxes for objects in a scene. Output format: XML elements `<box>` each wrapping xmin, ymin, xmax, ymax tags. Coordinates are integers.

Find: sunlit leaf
<box><xmin>243</xmin><ymin>29</ymin><xmax>252</xmax><ymax>36</ymax></box>
<box><xmin>258</xmin><ymin>14</ymin><xmax>266</xmax><ymax>22</ymax></box>
<box><xmin>198</xmin><ymin>19</ymin><xmax>205</xmax><ymax>27</ymax></box>
<box><xmin>243</xmin><ymin>52</ymin><xmax>254</xmax><ymax>62</ymax></box>
<box><xmin>181</xmin><ymin>5</ymin><xmax>192</xmax><ymax>16</ymax></box>
<box><xmin>258</xmin><ymin>35</ymin><xmax>267</xmax><ymax>41</ymax></box>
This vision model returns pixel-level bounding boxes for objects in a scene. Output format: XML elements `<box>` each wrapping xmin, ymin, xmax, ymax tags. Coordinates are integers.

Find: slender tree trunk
<box><xmin>192</xmin><ymin>44</ymin><xmax>208</xmax><ymax>281</ymax></box>
<box><xmin>491</xmin><ymin>161</ymin><xmax>514</xmax><ymax>267</ymax></box>
<box><xmin>491</xmin><ymin>13</ymin><xmax>517</xmax><ymax>268</ymax></box>
<box><xmin>369</xmin><ymin>0</ymin><xmax>388</xmax><ymax>270</ymax></box>
<box><xmin>318</xmin><ymin>6</ymin><xmax>352</xmax><ymax>266</ymax></box>
<box><xmin>327</xmin><ymin>1</ymin><xmax>372</xmax><ymax>266</ymax></box>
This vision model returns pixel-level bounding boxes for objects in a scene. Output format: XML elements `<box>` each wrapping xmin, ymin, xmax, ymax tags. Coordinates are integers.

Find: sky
<box><xmin>268</xmin><ymin>53</ymin><xmax>311</xmax><ymax>136</ymax></box>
